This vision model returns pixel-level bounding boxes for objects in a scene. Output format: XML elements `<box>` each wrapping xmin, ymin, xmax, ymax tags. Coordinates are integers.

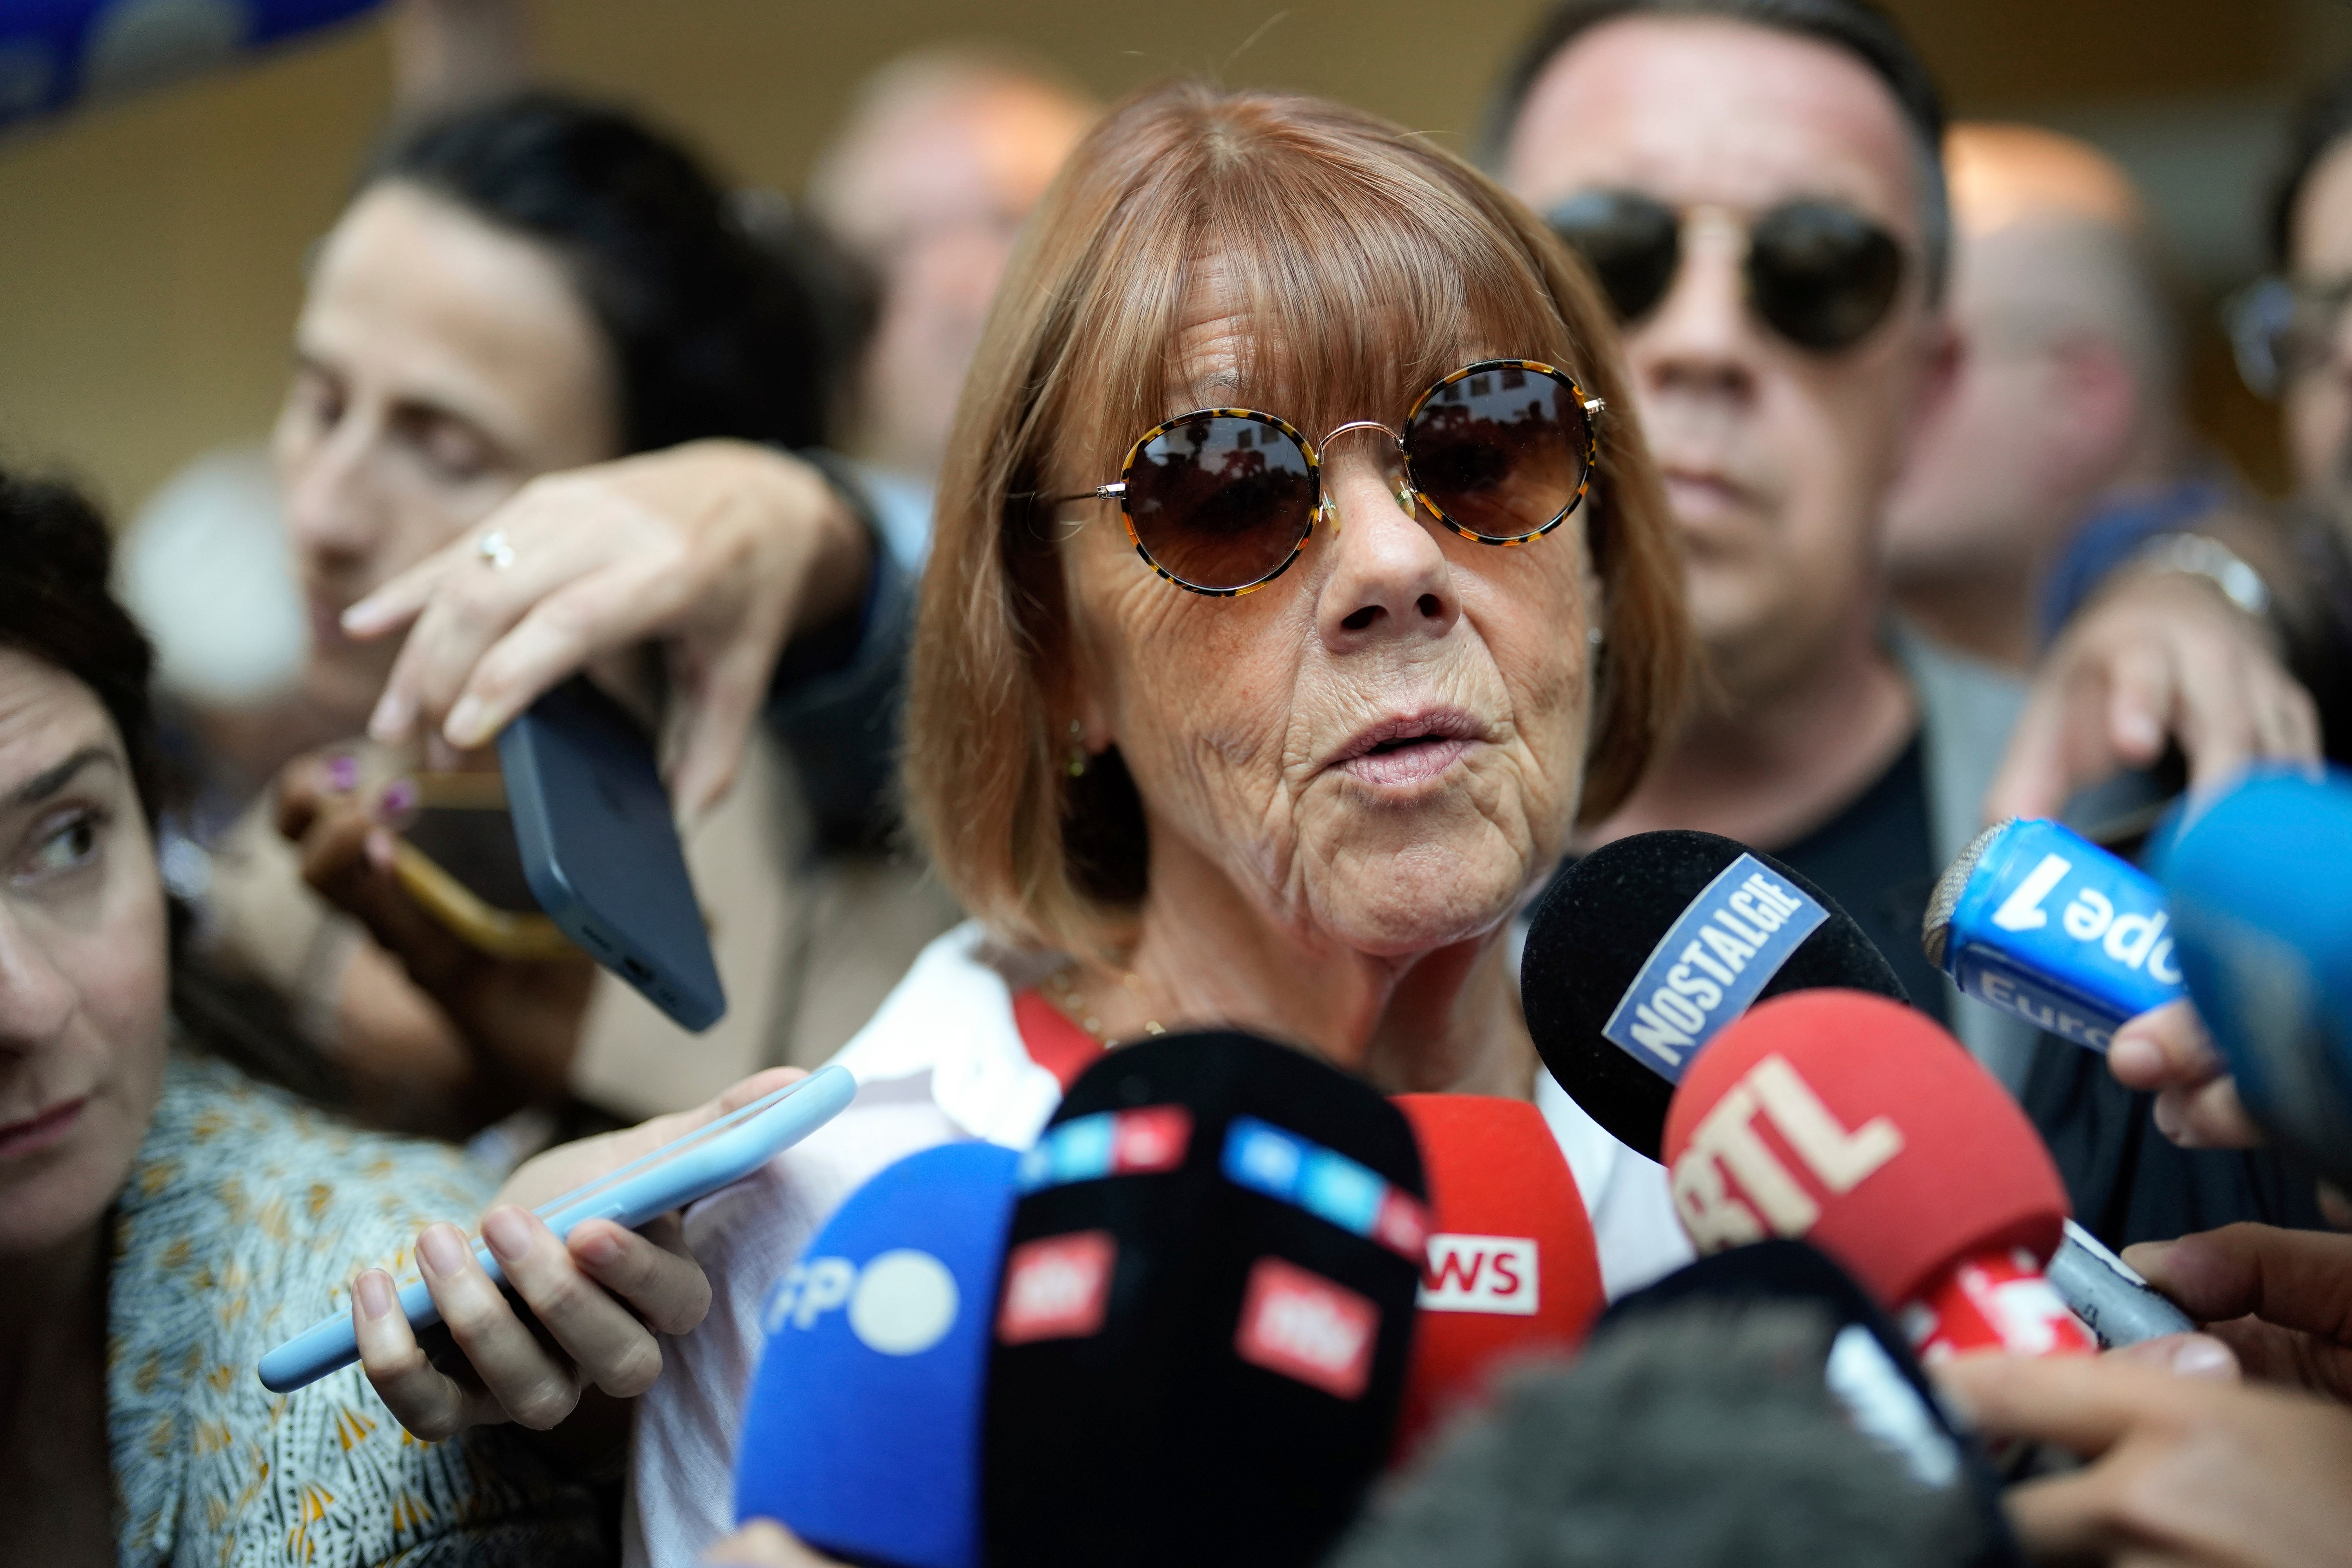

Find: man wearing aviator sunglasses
<box><xmin>1493</xmin><ymin>0</ymin><xmax>2322</xmax><ymax>1251</ymax></box>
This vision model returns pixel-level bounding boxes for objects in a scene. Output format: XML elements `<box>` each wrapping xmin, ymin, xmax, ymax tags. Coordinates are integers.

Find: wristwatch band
<box><xmin>2128</xmin><ymin>531</ymin><xmax>2273</xmax><ymax>622</ymax></box>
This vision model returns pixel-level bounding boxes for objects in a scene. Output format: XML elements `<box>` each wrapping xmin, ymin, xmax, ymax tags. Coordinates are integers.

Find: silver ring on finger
<box><xmin>477</xmin><ymin>530</ymin><xmax>516</xmax><ymax>571</ymax></box>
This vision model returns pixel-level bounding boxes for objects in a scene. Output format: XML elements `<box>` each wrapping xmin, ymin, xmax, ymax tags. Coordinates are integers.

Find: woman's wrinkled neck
<box><xmin>1112</xmin><ymin>837</ymin><xmax>1538</xmax><ymax>1100</ymax></box>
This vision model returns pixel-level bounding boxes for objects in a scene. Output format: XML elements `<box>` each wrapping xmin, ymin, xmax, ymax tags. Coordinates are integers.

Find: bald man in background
<box><xmin>1884</xmin><ymin>124</ymin><xmax>2273</xmax><ymax>673</ymax></box>
<box><xmin>805</xmin><ymin>51</ymin><xmax>1094</xmax><ymax>566</ymax></box>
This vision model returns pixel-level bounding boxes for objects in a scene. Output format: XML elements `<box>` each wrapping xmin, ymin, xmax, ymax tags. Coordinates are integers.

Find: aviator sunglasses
<box><xmin>1047</xmin><ymin>358</ymin><xmax>1602</xmax><ymax>596</ymax></box>
<box><xmin>1546</xmin><ymin>190</ymin><xmax>1906</xmax><ymax>354</ymax></box>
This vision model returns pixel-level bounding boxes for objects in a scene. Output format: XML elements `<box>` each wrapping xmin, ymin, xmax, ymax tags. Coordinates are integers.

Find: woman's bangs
<box><xmin>1051</xmin><ymin>123</ymin><xmax>1579</xmax><ymax>472</ymax></box>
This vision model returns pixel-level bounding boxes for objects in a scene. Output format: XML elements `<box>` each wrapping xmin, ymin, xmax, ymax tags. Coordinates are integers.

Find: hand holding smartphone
<box><xmin>257</xmin><ymin>1063</ymin><xmax>857</xmax><ymax>1393</ymax></box>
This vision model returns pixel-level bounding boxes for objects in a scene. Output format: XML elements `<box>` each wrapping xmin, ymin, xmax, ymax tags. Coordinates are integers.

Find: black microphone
<box><xmin>1521</xmin><ymin>830</ymin><xmax>1909</xmax><ymax>1159</ymax></box>
<box><xmin>1332</xmin><ymin>1240</ymin><xmax>2023</xmax><ymax>1568</ymax></box>
<box><xmin>982</xmin><ymin>1029</ymin><xmax>1428</xmax><ymax>1568</ymax></box>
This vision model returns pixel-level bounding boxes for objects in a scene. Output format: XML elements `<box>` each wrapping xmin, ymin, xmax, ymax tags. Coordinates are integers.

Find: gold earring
<box><xmin>1067</xmin><ymin>719</ymin><xmax>1089</xmax><ymax>778</ymax></box>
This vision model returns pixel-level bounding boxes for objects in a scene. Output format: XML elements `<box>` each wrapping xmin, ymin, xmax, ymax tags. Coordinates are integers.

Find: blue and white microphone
<box><xmin>2161</xmin><ymin>768</ymin><xmax>2352</xmax><ymax>1191</ymax></box>
<box><xmin>733</xmin><ymin>1142</ymin><xmax>1022</xmax><ymax>1568</ymax></box>
<box><xmin>1923</xmin><ymin>818</ymin><xmax>2185</xmax><ymax>1052</ymax></box>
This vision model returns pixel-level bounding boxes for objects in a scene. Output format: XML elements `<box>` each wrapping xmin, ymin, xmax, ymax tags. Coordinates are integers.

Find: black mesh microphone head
<box><xmin>1521</xmin><ymin>830</ymin><xmax>1907</xmax><ymax>1160</ymax></box>
<box><xmin>1333</xmin><ymin>1241</ymin><xmax>2022</xmax><ymax>1568</ymax></box>
<box><xmin>982</xmin><ymin>1030</ymin><xmax>1427</xmax><ymax>1568</ymax></box>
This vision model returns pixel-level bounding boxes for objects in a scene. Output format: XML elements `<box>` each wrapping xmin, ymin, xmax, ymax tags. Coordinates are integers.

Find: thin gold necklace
<box><xmin>1045</xmin><ymin>964</ymin><xmax>1167</xmax><ymax>1047</ymax></box>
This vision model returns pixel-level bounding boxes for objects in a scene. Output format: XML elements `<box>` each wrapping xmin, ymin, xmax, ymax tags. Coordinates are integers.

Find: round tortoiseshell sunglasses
<box><xmin>1046</xmin><ymin>358</ymin><xmax>1604</xmax><ymax>596</ymax></box>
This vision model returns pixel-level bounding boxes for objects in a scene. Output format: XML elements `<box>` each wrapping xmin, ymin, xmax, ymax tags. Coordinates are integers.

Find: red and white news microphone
<box><xmin>1659</xmin><ymin>990</ymin><xmax>2092</xmax><ymax>1362</ymax></box>
<box><xmin>1391</xmin><ymin>1094</ymin><xmax>1603</xmax><ymax>1458</ymax></box>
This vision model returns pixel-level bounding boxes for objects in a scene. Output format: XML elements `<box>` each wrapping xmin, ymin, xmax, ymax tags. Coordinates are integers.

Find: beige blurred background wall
<box><xmin>5</xmin><ymin>0</ymin><xmax>2352</xmax><ymax>516</ymax></box>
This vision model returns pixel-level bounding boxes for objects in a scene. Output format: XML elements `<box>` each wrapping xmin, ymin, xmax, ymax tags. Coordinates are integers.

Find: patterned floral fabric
<box><xmin>109</xmin><ymin>1051</ymin><xmax>613</xmax><ymax>1567</ymax></box>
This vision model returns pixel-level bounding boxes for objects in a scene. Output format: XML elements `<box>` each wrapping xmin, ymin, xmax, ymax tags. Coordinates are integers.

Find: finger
<box><xmin>376</xmin><ymin>533</ymin><xmax>616</xmax><ymax>749</ymax></box>
<box><xmin>2253</xmin><ymin>675</ymin><xmax>2323</xmax><ymax>763</ymax></box>
<box><xmin>2151</xmin><ymin>1077</ymin><xmax>2265</xmax><ymax>1149</ymax></box>
<box><xmin>2123</xmin><ymin>1224</ymin><xmax>2352</xmax><ymax>1341</ymax></box>
<box><xmin>434</xmin><ymin>563</ymin><xmax>688</xmax><ymax>749</ymax></box>
<box><xmin>667</xmin><ymin>632</ymin><xmax>783</xmax><ymax>820</ymax></box>
<box><xmin>1983</xmin><ymin>684</ymin><xmax>2078</xmax><ymax>824</ymax></box>
<box><xmin>2000</xmin><ymin>1465</ymin><xmax>2138</xmax><ymax>1564</ymax></box>
<box><xmin>2102</xmin><ymin>639</ymin><xmax>2178</xmax><ymax>772</ymax></box>
<box><xmin>572</xmin><ymin>1214</ymin><xmax>712</xmax><ymax>1337</ymax></box>
<box><xmin>2169</xmin><ymin>644</ymin><xmax>2265</xmax><ymax>794</ymax></box>
<box><xmin>481</xmin><ymin>1206</ymin><xmax>670</xmax><ymax>1399</ymax></box>
<box><xmin>354</xmin><ymin>1266</ymin><xmax>478</xmax><ymax>1440</ymax></box>
<box><xmin>2107</xmin><ymin>1001</ymin><xmax>2222</xmax><ymax>1092</ymax></box>
<box><xmin>1938</xmin><ymin>1350</ymin><xmax>2176</xmax><ymax>1455</ymax></box>
<box><xmin>704</xmin><ymin>1519</ymin><xmax>848</xmax><ymax>1567</ymax></box>
<box><xmin>415</xmin><ymin>1221</ymin><xmax>581</xmax><ymax>1431</ymax></box>
<box><xmin>493</xmin><ymin>1067</ymin><xmax>806</xmax><ymax>1211</ymax></box>
<box><xmin>2320</xmin><ymin>1183</ymin><xmax>2352</xmax><ymax>1232</ymax></box>
<box><xmin>343</xmin><ymin>534</ymin><xmax>473</xmax><ymax>641</ymax></box>
<box><xmin>2102</xmin><ymin>1332</ymin><xmax>2241</xmax><ymax>1381</ymax></box>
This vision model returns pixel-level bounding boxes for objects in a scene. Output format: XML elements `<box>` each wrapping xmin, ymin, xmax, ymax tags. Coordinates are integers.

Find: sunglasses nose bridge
<box><xmin>1316</xmin><ymin>420</ymin><xmax>1417</xmax><ymax>519</ymax></box>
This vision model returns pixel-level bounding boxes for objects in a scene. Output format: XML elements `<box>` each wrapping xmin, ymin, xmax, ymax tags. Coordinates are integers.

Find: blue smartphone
<box><xmin>499</xmin><ymin>677</ymin><xmax>727</xmax><ymax>1031</ymax></box>
<box><xmin>255</xmin><ymin>1064</ymin><xmax>858</xmax><ymax>1394</ymax></box>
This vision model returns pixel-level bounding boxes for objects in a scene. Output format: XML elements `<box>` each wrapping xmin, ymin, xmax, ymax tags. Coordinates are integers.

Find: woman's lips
<box><xmin>1327</xmin><ymin>710</ymin><xmax>1481</xmax><ymax>789</ymax></box>
<box><xmin>1333</xmin><ymin>735</ymin><xmax>1473</xmax><ymax>787</ymax></box>
<box><xmin>0</xmin><ymin>1097</ymin><xmax>83</xmax><ymax>1160</ymax></box>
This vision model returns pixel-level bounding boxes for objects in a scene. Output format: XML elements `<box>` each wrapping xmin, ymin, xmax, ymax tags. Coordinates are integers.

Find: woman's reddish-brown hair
<box><xmin>906</xmin><ymin>80</ymin><xmax>1690</xmax><ymax>955</ymax></box>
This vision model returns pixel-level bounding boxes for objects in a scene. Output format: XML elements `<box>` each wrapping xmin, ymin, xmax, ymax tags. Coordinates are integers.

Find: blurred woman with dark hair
<box><xmin>192</xmin><ymin>91</ymin><xmax>955</xmax><ymax>1142</ymax></box>
<box><xmin>0</xmin><ymin>469</ymin><xmax>777</xmax><ymax>1565</ymax></box>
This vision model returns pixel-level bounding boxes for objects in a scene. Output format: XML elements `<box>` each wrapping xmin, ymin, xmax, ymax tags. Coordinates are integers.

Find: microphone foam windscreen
<box><xmin>2161</xmin><ymin>767</ymin><xmax>2352</xmax><ymax>1191</ymax></box>
<box><xmin>983</xmin><ymin>1030</ymin><xmax>1428</xmax><ymax>1568</ymax></box>
<box><xmin>1391</xmin><ymin>1094</ymin><xmax>1602</xmax><ymax>1461</ymax></box>
<box><xmin>1660</xmin><ymin>991</ymin><xmax>2067</xmax><ymax>1308</ymax></box>
<box><xmin>1330</xmin><ymin>1245</ymin><xmax>2017</xmax><ymax>1568</ymax></box>
<box><xmin>734</xmin><ymin>1142</ymin><xmax>1020</xmax><ymax>1568</ymax></box>
<box><xmin>1522</xmin><ymin>830</ymin><xmax>1907</xmax><ymax>1160</ymax></box>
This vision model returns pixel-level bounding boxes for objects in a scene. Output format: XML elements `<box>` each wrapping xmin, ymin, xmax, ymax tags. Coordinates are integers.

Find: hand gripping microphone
<box><xmin>733</xmin><ymin>1141</ymin><xmax>1022</xmax><ymax>1568</ymax></box>
<box><xmin>1390</xmin><ymin>1094</ymin><xmax>1604</xmax><ymax>1461</ymax></box>
<box><xmin>1521</xmin><ymin>830</ymin><xmax>1909</xmax><ymax>1159</ymax></box>
<box><xmin>1922</xmin><ymin>817</ymin><xmax>2185</xmax><ymax>1051</ymax></box>
<box><xmin>2161</xmin><ymin>768</ymin><xmax>2352</xmax><ymax>1191</ymax></box>
<box><xmin>1660</xmin><ymin>990</ymin><xmax>2092</xmax><ymax>1362</ymax></box>
<box><xmin>983</xmin><ymin>1030</ymin><xmax>1428</xmax><ymax>1568</ymax></box>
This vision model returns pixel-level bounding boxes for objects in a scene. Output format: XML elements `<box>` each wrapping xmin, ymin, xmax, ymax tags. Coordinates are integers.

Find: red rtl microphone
<box><xmin>1659</xmin><ymin>990</ymin><xmax>2092</xmax><ymax>1363</ymax></box>
<box><xmin>1391</xmin><ymin>1095</ymin><xmax>1604</xmax><ymax>1459</ymax></box>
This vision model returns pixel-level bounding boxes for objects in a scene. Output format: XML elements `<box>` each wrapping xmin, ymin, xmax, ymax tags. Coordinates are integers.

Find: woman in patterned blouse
<box><xmin>0</xmin><ymin>472</ymin><xmax>779</xmax><ymax>1565</ymax></box>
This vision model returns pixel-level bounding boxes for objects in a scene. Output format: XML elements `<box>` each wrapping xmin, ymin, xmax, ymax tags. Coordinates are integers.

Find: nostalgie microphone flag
<box><xmin>982</xmin><ymin>1030</ymin><xmax>1428</xmax><ymax>1568</ymax></box>
<box><xmin>1390</xmin><ymin>1094</ymin><xmax>1603</xmax><ymax>1461</ymax></box>
<box><xmin>1659</xmin><ymin>990</ymin><xmax>2092</xmax><ymax>1362</ymax></box>
<box><xmin>733</xmin><ymin>1142</ymin><xmax>1022</xmax><ymax>1568</ymax></box>
<box><xmin>1521</xmin><ymin>829</ymin><xmax>1909</xmax><ymax>1159</ymax></box>
<box><xmin>2160</xmin><ymin>767</ymin><xmax>2352</xmax><ymax>1192</ymax></box>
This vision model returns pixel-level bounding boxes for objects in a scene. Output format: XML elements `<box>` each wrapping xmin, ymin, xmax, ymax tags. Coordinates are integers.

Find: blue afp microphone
<box><xmin>1922</xmin><ymin>818</ymin><xmax>2185</xmax><ymax>1052</ymax></box>
<box><xmin>2161</xmin><ymin>768</ymin><xmax>2352</xmax><ymax>1191</ymax></box>
<box><xmin>733</xmin><ymin>1142</ymin><xmax>1022</xmax><ymax>1568</ymax></box>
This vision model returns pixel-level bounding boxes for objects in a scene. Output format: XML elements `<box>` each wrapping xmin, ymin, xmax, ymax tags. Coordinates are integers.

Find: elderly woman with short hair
<box><xmin>628</xmin><ymin>80</ymin><xmax>1693</xmax><ymax>1565</ymax></box>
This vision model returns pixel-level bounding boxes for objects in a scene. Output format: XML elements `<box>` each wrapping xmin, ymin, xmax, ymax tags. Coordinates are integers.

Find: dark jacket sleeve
<box><xmin>763</xmin><ymin>452</ymin><xmax>915</xmax><ymax>852</ymax></box>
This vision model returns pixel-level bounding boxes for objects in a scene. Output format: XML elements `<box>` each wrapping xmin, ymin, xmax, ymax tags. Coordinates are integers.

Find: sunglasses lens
<box><xmin>1125</xmin><ymin>414</ymin><xmax>1318</xmax><ymax>592</ymax></box>
<box><xmin>1748</xmin><ymin>202</ymin><xmax>1903</xmax><ymax>352</ymax></box>
<box><xmin>1546</xmin><ymin>189</ymin><xmax>1680</xmax><ymax>322</ymax></box>
<box><xmin>1407</xmin><ymin>364</ymin><xmax>1591</xmax><ymax>542</ymax></box>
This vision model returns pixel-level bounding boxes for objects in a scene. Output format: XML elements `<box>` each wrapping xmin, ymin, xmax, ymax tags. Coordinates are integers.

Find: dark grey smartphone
<box><xmin>496</xmin><ymin>677</ymin><xmax>727</xmax><ymax>1031</ymax></box>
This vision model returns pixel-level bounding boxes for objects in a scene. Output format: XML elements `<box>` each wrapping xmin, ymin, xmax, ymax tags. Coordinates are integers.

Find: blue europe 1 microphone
<box><xmin>732</xmin><ymin>1142</ymin><xmax>1023</xmax><ymax>1568</ymax></box>
<box><xmin>1922</xmin><ymin>818</ymin><xmax>2185</xmax><ymax>1052</ymax></box>
<box><xmin>2160</xmin><ymin>768</ymin><xmax>2352</xmax><ymax>1192</ymax></box>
